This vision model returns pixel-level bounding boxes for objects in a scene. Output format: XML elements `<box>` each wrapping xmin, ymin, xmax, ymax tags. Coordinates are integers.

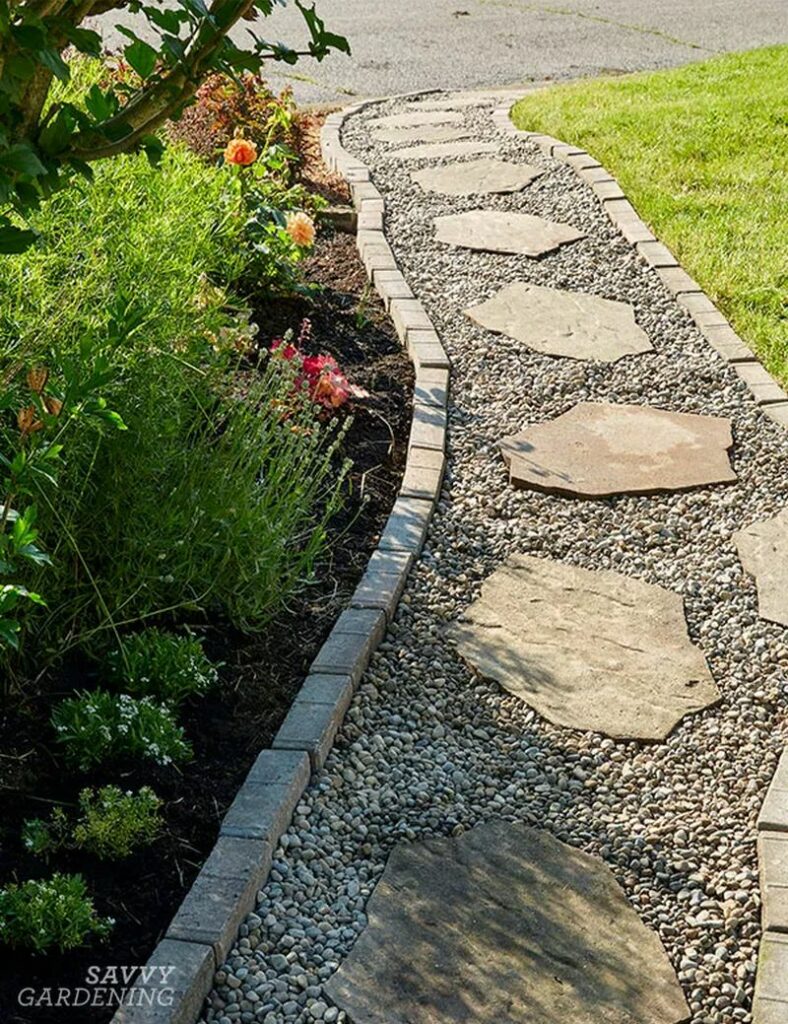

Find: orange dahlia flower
<box><xmin>286</xmin><ymin>212</ymin><xmax>316</xmax><ymax>247</ymax></box>
<box><xmin>224</xmin><ymin>138</ymin><xmax>258</xmax><ymax>166</ymax></box>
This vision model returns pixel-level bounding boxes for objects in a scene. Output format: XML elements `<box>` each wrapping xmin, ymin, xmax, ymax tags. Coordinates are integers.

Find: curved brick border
<box><xmin>492</xmin><ymin>98</ymin><xmax>788</xmax><ymax>1024</ymax></box>
<box><xmin>112</xmin><ymin>96</ymin><xmax>448</xmax><ymax>1024</ymax></box>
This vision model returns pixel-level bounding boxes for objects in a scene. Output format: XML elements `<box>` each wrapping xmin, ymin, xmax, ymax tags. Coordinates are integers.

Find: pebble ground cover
<box><xmin>201</xmin><ymin>92</ymin><xmax>788</xmax><ymax>1024</ymax></box>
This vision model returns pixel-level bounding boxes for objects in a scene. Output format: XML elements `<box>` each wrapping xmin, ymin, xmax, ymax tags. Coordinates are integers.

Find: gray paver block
<box><xmin>701</xmin><ymin>324</ymin><xmax>753</xmax><ymax>362</ymax></box>
<box><xmin>358</xmin><ymin>210</ymin><xmax>383</xmax><ymax>231</ymax></box>
<box><xmin>567</xmin><ymin>153</ymin><xmax>601</xmax><ymax>171</ymax></box>
<box><xmin>593</xmin><ymin>179</ymin><xmax>626</xmax><ymax>201</ymax></box>
<box><xmin>763</xmin><ymin>403</ymin><xmax>788</xmax><ymax>429</ymax></box>
<box><xmin>111</xmin><ymin>938</ymin><xmax>215</xmax><ymax>1024</ymax></box>
<box><xmin>273</xmin><ymin>696</ymin><xmax>351</xmax><ymax>770</ymax></box>
<box><xmin>221</xmin><ymin>749</ymin><xmax>309</xmax><ymax>842</ymax></box>
<box><xmin>297</xmin><ymin>672</ymin><xmax>355</xmax><ymax>706</ymax></box>
<box><xmin>401</xmin><ymin>447</ymin><xmax>446</xmax><ymax>503</ymax></box>
<box><xmin>333</xmin><ymin>607</ymin><xmax>388</xmax><ymax>643</ymax></box>
<box><xmin>656</xmin><ymin>266</ymin><xmax>701</xmax><ymax>295</ymax></box>
<box><xmin>310</xmin><ymin>613</ymin><xmax>386</xmax><ymax>682</ymax></box>
<box><xmin>409</xmin><ymin>403</ymin><xmax>447</xmax><ymax>452</ymax></box>
<box><xmin>578</xmin><ymin>165</ymin><xmax>614</xmax><ymax>184</ymax></box>
<box><xmin>759</xmin><ymin>831</ymin><xmax>788</xmax><ymax>933</ymax></box>
<box><xmin>414</xmin><ymin>366</ymin><xmax>449</xmax><ymax>407</ymax></box>
<box><xmin>691</xmin><ymin>307</ymin><xmax>729</xmax><ymax>327</ymax></box>
<box><xmin>759</xmin><ymin>789</ymin><xmax>788</xmax><ymax>833</ymax></box>
<box><xmin>390</xmin><ymin>298</ymin><xmax>433</xmax><ymax>342</ymax></box>
<box><xmin>735</xmin><ymin>363</ymin><xmax>787</xmax><ymax>405</ymax></box>
<box><xmin>636</xmin><ymin>241</ymin><xmax>677</xmax><ymax>268</ymax></box>
<box><xmin>351</xmin><ymin>181</ymin><xmax>382</xmax><ymax>211</ymax></box>
<box><xmin>351</xmin><ymin>568</ymin><xmax>411</xmax><ymax>622</ymax></box>
<box><xmin>378</xmin><ymin>496</ymin><xmax>433</xmax><ymax>554</ymax></box>
<box><xmin>166</xmin><ymin>836</ymin><xmax>272</xmax><ymax>960</ymax></box>
<box><xmin>753</xmin><ymin>933</ymin><xmax>788</xmax><ymax>1021</ymax></box>
<box><xmin>373</xmin><ymin>270</ymin><xmax>412</xmax><ymax>309</ymax></box>
<box><xmin>677</xmin><ymin>291</ymin><xmax>719</xmax><ymax>316</ymax></box>
<box><xmin>407</xmin><ymin>329</ymin><xmax>450</xmax><ymax>370</ymax></box>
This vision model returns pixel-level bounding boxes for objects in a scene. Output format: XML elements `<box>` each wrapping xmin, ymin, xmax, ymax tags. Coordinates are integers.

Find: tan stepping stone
<box><xmin>449</xmin><ymin>554</ymin><xmax>719</xmax><ymax>740</ymax></box>
<box><xmin>734</xmin><ymin>509</ymin><xmax>788</xmax><ymax>627</ymax></box>
<box><xmin>435</xmin><ymin>209</ymin><xmax>584</xmax><ymax>256</ymax></box>
<box><xmin>325</xmin><ymin>821</ymin><xmax>690</xmax><ymax>1024</ymax></box>
<box><xmin>412</xmin><ymin>157</ymin><xmax>543</xmax><ymax>195</ymax></box>
<box><xmin>372</xmin><ymin>124</ymin><xmax>475</xmax><ymax>145</ymax></box>
<box><xmin>369</xmin><ymin>110</ymin><xmax>463</xmax><ymax>129</ymax></box>
<box><xmin>391</xmin><ymin>140</ymin><xmax>499</xmax><ymax>162</ymax></box>
<box><xmin>465</xmin><ymin>283</ymin><xmax>653</xmax><ymax>362</ymax></box>
<box><xmin>500</xmin><ymin>402</ymin><xmax>736</xmax><ymax>497</ymax></box>
<box><xmin>407</xmin><ymin>89</ymin><xmax>527</xmax><ymax>110</ymax></box>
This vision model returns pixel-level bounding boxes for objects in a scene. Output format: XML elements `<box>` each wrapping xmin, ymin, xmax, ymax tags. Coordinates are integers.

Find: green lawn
<box><xmin>512</xmin><ymin>47</ymin><xmax>788</xmax><ymax>382</ymax></box>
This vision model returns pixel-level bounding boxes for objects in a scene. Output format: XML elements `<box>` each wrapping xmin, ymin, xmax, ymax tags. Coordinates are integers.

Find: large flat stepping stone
<box><xmin>435</xmin><ymin>209</ymin><xmax>585</xmax><ymax>256</ymax></box>
<box><xmin>465</xmin><ymin>283</ymin><xmax>653</xmax><ymax>362</ymax></box>
<box><xmin>734</xmin><ymin>509</ymin><xmax>788</xmax><ymax>626</ymax></box>
<box><xmin>408</xmin><ymin>90</ymin><xmax>524</xmax><ymax>110</ymax></box>
<box><xmin>449</xmin><ymin>554</ymin><xmax>719</xmax><ymax>740</ymax></box>
<box><xmin>372</xmin><ymin>124</ymin><xmax>475</xmax><ymax>145</ymax></box>
<box><xmin>325</xmin><ymin>821</ymin><xmax>690</xmax><ymax>1024</ymax></box>
<box><xmin>391</xmin><ymin>140</ymin><xmax>499</xmax><ymax>162</ymax></box>
<box><xmin>412</xmin><ymin>157</ymin><xmax>543</xmax><ymax>195</ymax></box>
<box><xmin>501</xmin><ymin>402</ymin><xmax>737</xmax><ymax>497</ymax></box>
<box><xmin>369</xmin><ymin>110</ymin><xmax>463</xmax><ymax>129</ymax></box>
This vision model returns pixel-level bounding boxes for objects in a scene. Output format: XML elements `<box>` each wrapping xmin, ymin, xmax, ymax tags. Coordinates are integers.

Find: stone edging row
<box><xmin>490</xmin><ymin>100</ymin><xmax>788</xmax><ymax>1023</ymax></box>
<box><xmin>114</xmin><ymin>95</ymin><xmax>448</xmax><ymax>1024</ymax></box>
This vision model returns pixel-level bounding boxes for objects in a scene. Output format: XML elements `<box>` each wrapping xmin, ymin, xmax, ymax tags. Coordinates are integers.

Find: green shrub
<box><xmin>167</xmin><ymin>73</ymin><xmax>299</xmax><ymax>164</ymax></box>
<box><xmin>0</xmin><ymin>140</ymin><xmax>349</xmax><ymax>664</ymax></box>
<box><xmin>107</xmin><ymin>629</ymin><xmax>218</xmax><ymax>705</ymax></box>
<box><xmin>22</xmin><ymin>785</ymin><xmax>163</xmax><ymax>861</ymax></box>
<box><xmin>0</xmin><ymin>874</ymin><xmax>112</xmax><ymax>952</ymax></box>
<box><xmin>51</xmin><ymin>691</ymin><xmax>192</xmax><ymax>770</ymax></box>
<box><xmin>74</xmin><ymin>786</ymin><xmax>163</xmax><ymax>859</ymax></box>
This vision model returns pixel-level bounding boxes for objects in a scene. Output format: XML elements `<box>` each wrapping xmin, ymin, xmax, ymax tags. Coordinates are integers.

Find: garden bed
<box><xmin>0</xmin><ymin>223</ymin><xmax>412</xmax><ymax>1023</ymax></box>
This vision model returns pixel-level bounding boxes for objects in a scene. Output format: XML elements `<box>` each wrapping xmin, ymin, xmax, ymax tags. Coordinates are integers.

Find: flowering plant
<box><xmin>271</xmin><ymin>321</ymin><xmax>369</xmax><ymax>413</ymax></box>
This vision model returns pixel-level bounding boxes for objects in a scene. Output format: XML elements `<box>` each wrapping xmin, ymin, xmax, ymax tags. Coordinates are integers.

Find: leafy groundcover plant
<box><xmin>0</xmin><ymin>875</ymin><xmax>113</xmax><ymax>953</ymax></box>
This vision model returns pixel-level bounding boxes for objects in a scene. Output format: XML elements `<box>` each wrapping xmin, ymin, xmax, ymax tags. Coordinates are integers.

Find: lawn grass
<box><xmin>511</xmin><ymin>47</ymin><xmax>787</xmax><ymax>382</ymax></box>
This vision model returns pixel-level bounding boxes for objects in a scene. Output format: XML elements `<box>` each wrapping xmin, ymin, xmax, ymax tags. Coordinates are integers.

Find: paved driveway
<box><xmin>93</xmin><ymin>0</ymin><xmax>787</xmax><ymax>105</ymax></box>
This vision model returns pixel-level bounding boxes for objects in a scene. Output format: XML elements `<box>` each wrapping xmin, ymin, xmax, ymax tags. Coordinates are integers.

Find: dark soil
<box><xmin>0</xmin><ymin>229</ymin><xmax>412</xmax><ymax>1023</ymax></box>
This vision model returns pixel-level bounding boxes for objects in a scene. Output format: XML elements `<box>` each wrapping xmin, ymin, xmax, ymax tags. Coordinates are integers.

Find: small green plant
<box><xmin>22</xmin><ymin>786</ymin><xmax>163</xmax><ymax>861</ymax></box>
<box><xmin>107</xmin><ymin>629</ymin><xmax>218</xmax><ymax>705</ymax></box>
<box><xmin>0</xmin><ymin>873</ymin><xmax>112</xmax><ymax>953</ymax></box>
<box><xmin>75</xmin><ymin>786</ymin><xmax>163</xmax><ymax>859</ymax></box>
<box><xmin>52</xmin><ymin>690</ymin><xmax>192</xmax><ymax>771</ymax></box>
<box><xmin>21</xmin><ymin>807</ymin><xmax>70</xmax><ymax>858</ymax></box>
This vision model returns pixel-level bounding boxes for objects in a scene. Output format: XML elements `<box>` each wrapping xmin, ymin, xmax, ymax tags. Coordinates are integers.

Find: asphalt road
<box><xmin>93</xmin><ymin>0</ymin><xmax>787</xmax><ymax>105</ymax></box>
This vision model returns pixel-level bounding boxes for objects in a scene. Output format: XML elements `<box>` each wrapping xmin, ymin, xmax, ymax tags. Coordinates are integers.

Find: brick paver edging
<box><xmin>491</xmin><ymin>100</ymin><xmax>788</xmax><ymax>1024</ymax></box>
<box><xmin>111</xmin><ymin>95</ymin><xmax>448</xmax><ymax>1024</ymax></box>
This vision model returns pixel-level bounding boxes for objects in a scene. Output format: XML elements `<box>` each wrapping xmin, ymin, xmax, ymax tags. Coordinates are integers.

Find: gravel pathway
<box><xmin>202</xmin><ymin>95</ymin><xmax>788</xmax><ymax>1024</ymax></box>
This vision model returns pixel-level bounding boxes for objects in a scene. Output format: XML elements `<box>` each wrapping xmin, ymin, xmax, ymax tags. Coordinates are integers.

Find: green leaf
<box><xmin>295</xmin><ymin>1</ymin><xmax>350</xmax><ymax>58</ymax></box>
<box><xmin>124</xmin><ymin>39</ymin><xmax>158</xmax><ymax>79</ymax></box>
<box><xmin>53</xmin><ymin>22</ymin><xmax>102</xmax><ymax>57</ymax></box>
<box><xmin>0</xmin><ymin>143</ymin><xmax>47</xmax><ymax>177</ymax></box>
<box><xmin>139</xmin><ymin>134</ymin><xmax>165</xmax><ymax>167</ymax></box>
<box><xmin>0</xmin><ymin>221</ymin><xmax>38</xmax><ymax>254</ymax></box>
<box><xmin>38</xmin><ymin>106</ymin><xmax>77</xmax><ymax>155</ymax></box>
<box><xmin>143</xmin><ymin>6</ymin><xmax>186</xmax><ymax>33</ymax></box>
<box><xmin>35</xmin><ymin>47</ymin><xmax>70</xmax><ymax>83</ymax></box>
<box><xmin>84</xmin><ymin>85</ymin><xmax>119</xmax><ymax>123</ymax></box>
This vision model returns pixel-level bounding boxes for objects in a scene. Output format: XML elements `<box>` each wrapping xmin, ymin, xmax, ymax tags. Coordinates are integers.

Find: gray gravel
<box><xmin>201</xmin><ymin>96</ymin><xmax>788</xmax><ymax>1024</ymax></box>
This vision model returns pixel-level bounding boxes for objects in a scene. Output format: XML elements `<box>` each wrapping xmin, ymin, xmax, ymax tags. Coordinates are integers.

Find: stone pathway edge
<box><xmin>111</xmin><ymin>92</ymin><xmax>448</xmax><ymax>1024</ymax></box>
<box><xmin>491</xmin><ymin>99</ymin><xmax>788</xmax><ymax>1023</ymax></box>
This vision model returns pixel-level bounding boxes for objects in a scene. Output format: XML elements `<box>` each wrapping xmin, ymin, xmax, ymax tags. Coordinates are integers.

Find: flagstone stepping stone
<box><xmin>500</xmin><ymin>402</ymin><xmax>736</xmax><ymax>497</ymax></box>
<box><xmin>369</xmin><ymin>110</ymin><xmax>463</xmax><ymax>129</ymax></box>
<box><xmin>408</xmin><ymin>91</ymin><xmax>520</xmax><ymax>110</ymax></box>
<box><xmin>465</xmin><ymin>283</ymin><xmax>653</xmax><ymax>362</ymax></box>
<box><xmin>449</xmin><ymin>554</ymin><xmax>719</xmax><ymax>740</ymax></box>
<box><xmin>412</xmin><ymin>157</ymin><xmax>543</xmax><ymax>195</ymax></box>
<box><xmin>435</xmin><ymin>209</ymin><xmax>585</xmax><ymax>256</ymax></box>
<box><xmin>391</xmin><ymin>140</ymin><xmax>499</xmax><ymax>162</ymax></box>
<box><xmin>734</xmin><ymin>508</ymin><xmax>788</xmax><ymax>627</ymax></box>
<box><xmin>324</xmin><ymin>821</ymin><xmax>690</xmax><ymax>1024</ymax></box>
<box><xmin>372</xmin><ymin>124</ymin><xmax>475</xmax><ymax>145</ymax></box>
